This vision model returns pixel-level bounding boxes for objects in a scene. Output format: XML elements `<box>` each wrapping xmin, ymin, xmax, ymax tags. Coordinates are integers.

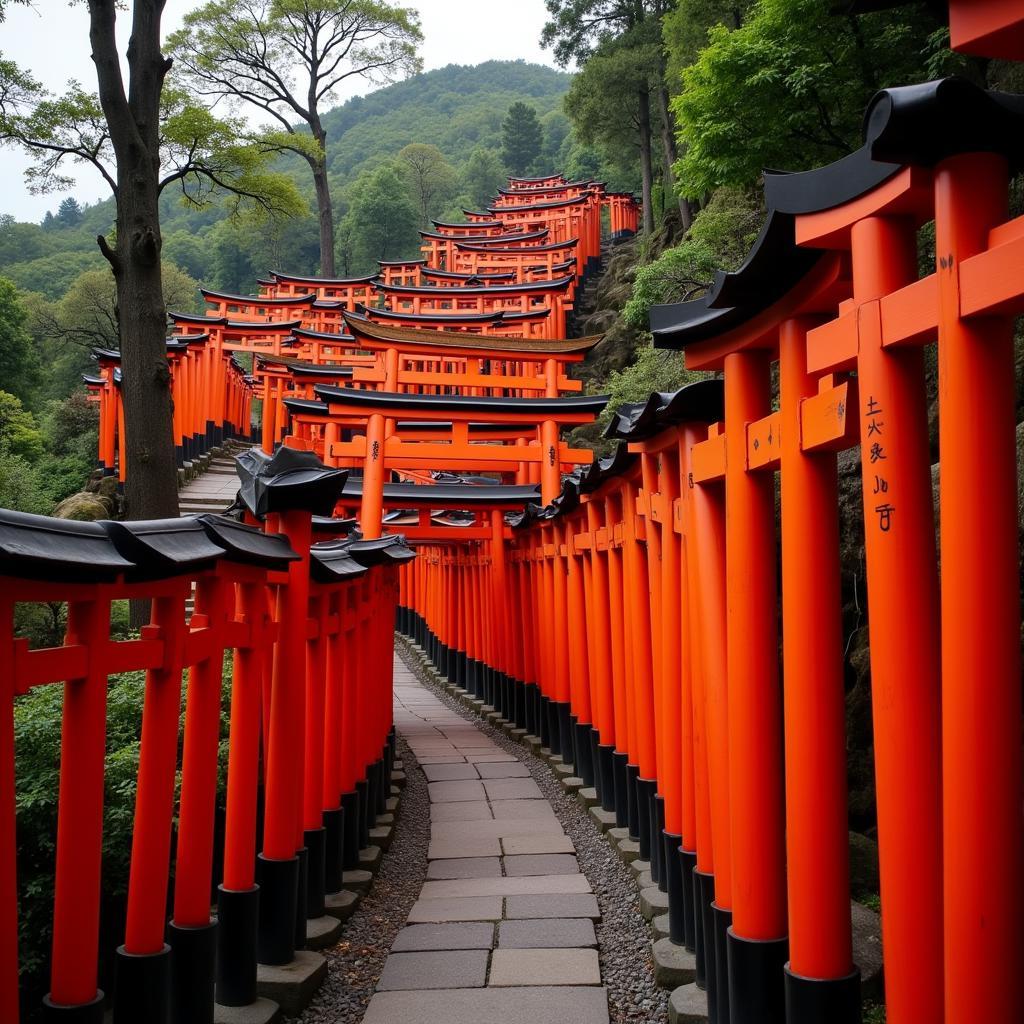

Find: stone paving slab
<box><xmin>474</xmin><ymin>761</ymin><xmax>531</xmax><ymax>778</ymax></box>
<box><xmin>428</xmin><ymin>836</ymin><xmax>503</xmax><ymax>859</ymax></box>
<box><xmin>504</xmin><ymin>894</ymin><xmax>601</xmax><ymax>920</ymax></box>
<box><xmin>501</xmin><ymin>835</ymin><xmax>576</xmax><ymax>856</ymax></box>
<box><xmin>406</xmin><ymin>895</ymin><xmax>504</xmax><ymax>922</ymax></box>
<box><xmin>419</xmin><ymin>874</ymin><xmax>591</xmax><ymax>900</ymax></box>
<box><xmin>392</xmin><ymin>922</ymin><xmax>496</xmax><ymax>952</ymax></box>
<box><xmin>422</xmin><ymin>763</ymin><xmax>480</xmax><ymax>781</ymax></box>
<box><xmin>428</xmin><ymin>780</ymin><xmax>488</xmax><ymax>802</ymax></box>
<box><xmin>497</xmin><ymin>919</ymin><xmax>598</xmax><ymax>949</ymax></box>
<box><xmin>503</xmin><ymin>854</ymin><xmax>580</xmax><ymax>876</ymax></box>
<box><xmin>489</xmin><ymin>948</ymin><xmax>601</xmax><ymax>987</ymax></box>
<box><xmin>426</xmin><ymin>857</ymin><xmax>503</xmax><ymax>880</ymax></box>
<box><xmin>431</xmin><ymin>818</ymin><xmax>564</xmax><ymax>840</ymax></box>
<box><xmin>482</xmin><ymin>778</ymin><xmax>544</xmax><ymax>801</ymax></box>
<box><xmin>363</xmin><ymin>987</ymin><xmax>610</xmax><ymax>1024</ymax></box>
<box><xmin>377</xmin><ymin>949</ymin><xmax>489</xmax><ymax>990</ymax></box>
<box><xmin>430</xmin><ymin>800</ymin><xmax>494</xmax><ymax>822</ymax></box>
<box><xmin>489</xmin><ymin>800</ymin><xmax>560</xmax><ymax>821</ymax></box>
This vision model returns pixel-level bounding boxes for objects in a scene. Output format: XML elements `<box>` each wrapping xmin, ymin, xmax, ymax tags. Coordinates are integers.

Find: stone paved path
<box><xmin>362</xmin><ymin>658</ymin><xmax>610</xmax><ymax>1024</ymax></box>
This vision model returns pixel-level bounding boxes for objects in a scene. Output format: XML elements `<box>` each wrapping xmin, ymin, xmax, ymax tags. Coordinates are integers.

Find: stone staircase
<box><xmin>178</xmin><ymin>440</ymin><xmax>254</xmax><ymax>517</ymax></box>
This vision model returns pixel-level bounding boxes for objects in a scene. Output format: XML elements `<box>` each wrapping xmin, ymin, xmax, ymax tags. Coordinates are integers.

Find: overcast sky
<box><xmin>1</xmin><ymin>0</ymin><xmax>566</xmax><ymax>222</ymax></box>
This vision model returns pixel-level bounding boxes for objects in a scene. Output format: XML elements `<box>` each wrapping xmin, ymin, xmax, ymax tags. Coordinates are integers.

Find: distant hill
<box><xmin>0</xmin><ymin>61</ymin><xmax>574</xmax><ymax>297</ymax></box>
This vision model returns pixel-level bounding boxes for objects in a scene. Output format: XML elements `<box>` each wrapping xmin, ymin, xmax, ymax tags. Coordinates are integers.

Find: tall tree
<box><xmin>397</xmin><ymin>143</ymin><xmax>458</xmax><ymax>228</ymax></box>
<box><xmin>341</xmin><ymin>161</ymin><xmax>420</xmax><ymax>272</ymax></box>
<box><xmin>0</xmin><ymin>276</ymin><xmax>39</xmax><ymax>406</ymax></box>
<box><xmin>0</xmin><ymin>2</ymin><xmax>304</xmax><ymax>522</ymax></box>
<box><xmin>169</xmin><ymin>0</ymin><xmax>423</xmax><ymax>276</ymax></box>
<box><xmin>542</xmin><ymin>0</ymin><xmax>659</xmax><ymax>232</ymax></box>
<box><xmin>56</xmin><ymin>197</ymin><xmax>84</xmax><ymax>228</ymax></box>
<box><xmin>462</xmin><ymin>146</ymin><xmax>506</xmax><ymax>209</ymax></box>
<box><xmin>670</xmin><ymin>0</ymin><xmax>946</xmax><ymax>197</ymax></box>
<box><xmin>502</xmin><ymin>101</ymin><xmax>543</xmax><ymax>176</ymax></box>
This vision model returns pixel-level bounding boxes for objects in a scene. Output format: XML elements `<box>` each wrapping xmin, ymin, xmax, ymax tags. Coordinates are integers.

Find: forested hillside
<box><xmin>0</xmin><ymin>61</ymin><xmax>580</xmax><ymax>299</ymax></box>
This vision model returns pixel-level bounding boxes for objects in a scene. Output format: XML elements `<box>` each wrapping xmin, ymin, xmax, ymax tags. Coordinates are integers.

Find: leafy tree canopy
<box><xmin>461</xmin><ymin>146</ymin><xmax>507</xmax><ymax>210</ymax></box>
<box><xmin>670</xmin><ymin>0</ymin><xmax>948</xmax><ymax>197</ymax></box>
<box><xmin>0</xmin><ymin>276</ymin><xmax>40</xmax><ymax>405</ymax></box>
<box><xmin>502</xmin><ymin>101</ymin><xmax>543</xmax><ymax>176</ymax></box>
<box><xmin>341</xmin><ymin>161</ymin><xmax>420</xmax><ymax>273</ymax></box>
<box><xmin>397</xmin><ymin>143</ymin><xmax>459</xmax><ymax>228</ymax></box>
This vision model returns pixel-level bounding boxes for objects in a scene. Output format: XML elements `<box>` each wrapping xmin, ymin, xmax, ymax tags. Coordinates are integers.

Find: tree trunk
<box><xmin>655</xmin><ymin>80</ymin><xmax>694</xmax><ymax>233</ymax></box>
<box><xmin>114</xmin><ymin>172</ymin><xmax>180</xmax><ymax>524</ymax></box>
<box><xmin>311</xmin><ymin>139</ymin><xmax>336</xmax><ymax>277</ymax></box>
<box><xmin>637</xmin><ymin>85</ymin><xmax>656</xmax><ymax>235</ymax></box>
<box><xmin>89</xmin><ymin>0</ymin><xmax>179</xmax><ymax>526</ymax></box>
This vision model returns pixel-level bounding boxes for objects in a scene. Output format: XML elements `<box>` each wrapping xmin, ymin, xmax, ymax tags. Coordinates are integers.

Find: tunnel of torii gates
<box><xmin>3</xmin><ymin>5</ymin><xmax>1024</xmax><ymax>1024</ymax></box>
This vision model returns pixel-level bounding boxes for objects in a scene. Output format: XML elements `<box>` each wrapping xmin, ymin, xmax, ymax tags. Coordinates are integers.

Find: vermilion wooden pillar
<box><xmin>723</xmin><ymin>348</ymin><xmax>787</xmax><ymax>1023</ymax></box>
<box><xmin>170</xmin><ymin>576</ymin><xmax>230</xmax><ymax>1024</ymax></box>
<box><xmin>0</xmin><ymin>598</ymin><xmax>14</xmax><ymax>1024</ymax></box>
<box><xmin>115</xmin><ymin>591</ymin><xmax>188</xmax><ymax>1023</ymax></box>
<box><xmin>934</xmin><ymin>152</ymin><xmax>1022</xmax><ymax>1024</ymax></box>
<box><xmin>46</xmin><ymin>597</ymin><xmax>112</xmax><ymax>1019</ymax></box>
<box><xmin>778</xmin><ymin>318</ymin><xmax>858</xmax><ymax>1022</ymax></box>
<box><xmin>689</xmin><ymin>434</ymin><xmax>731</xmax><ymax>1022</ymax></box>
<box><xmin>850</xmin><ymin>215</ymin><xmax>943</xmax><ymax>1024</ymax></box>
<box><xmin>259</xmin><ymin>508</ymin><xmax>312</xmax><ymax>965</ymax></box>
<box><xmin>218</xmin><ymin>580</ymin><xmax>270</xmax><ymax>1007</ymax></box>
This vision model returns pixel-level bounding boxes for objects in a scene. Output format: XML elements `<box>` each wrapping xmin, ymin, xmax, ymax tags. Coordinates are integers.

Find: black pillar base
<box><xmin>573</xmin><ymin>722</ymin><xmax>593</xmax><ymax>786</ymax></box>
<box><xmin>42</xmin><ymin>991</ymin><xmax>105</xmax><ymax>1022</ymax></box>
<box><xmin>635</xmin><ymin>778</ymin><xmax>655</xmax><ymax>860</ymax></box>
<box><xmin>612</xmin><ymin>751</ymin><xmax>629</xmax><ymax>827</ymax></box>
<box><xmin>680</xmin><ymin>849</ymin><xmax>697</xmax><ymax>950</ymax></box>
<box><xmin>557</xmin><ymin>703</ymin><xmax>574</xmax><ymax>768</ymax></box>
<box><xmin>113</xmin><ymin>943</ymin><xmax>170</xmax><ymax>1024</ymax></box>
<box><xmin>377</xmin><ymin>756</ymin><xmax>388</xmax><ymax>813</ymax></box>
<box><xmin>304</xmin><ymin>827</ymin><xmax>326</xmax><ymax>918</ymax></box>
<box><xmin>727</xmin><ymin>928</ymin><xmax>788</xmax><ymax>1024</ymax></box>
<box><xmin>355</xmin><ymin>779</ymin><xmax>370</xmax><ymax>848</ymax></box>
<box><xmin>650</xmin><ymin>792</ymin><xmax>665</xmax><ymax>885</ymax></box>
<box><xmin>663</xmin><ymin>833</ymin><xmax>685</xmax><ymax>945</ymax></box>
<box><xmin>598</xmin><ymin>744</ymin><xmax>616</xmax><ymax>812</ymax></box>
<box><xmin>712</xmin><ymin>904</ymin><xmax>733</xmax><ymax>1024</ymax></box>
<box><xmin>784</xmin><ymin>965</ymin><xmax>861</xmax><ymax>1024</ymax></box>
<box><xmin>366</xmin><ymin>765</ymin><xmax>379</xmax><ymax>831</ymax></box>
<box><xmin>256</xmin><ymin>853</ymin><xmax>298</xmax><ymax>965</ymax></box>
<box><xmin>324</xmin><ymin>807</ymin><xmax>343</xmax><ymax>892</ymax></box>
<box><xmin>215</xmin><ymin>885</ymin><xmax>259</xmax><ymax>1007</ymax></box>
<box><xmin>586</xmin><ymin>727</ymin><xmax>600</xmax><ymax>791</ymax></box>
<box><xmin>545</xmin><ymin>697</ymin><xmax>559</xmax><ymax>753</ymax></box>
<box><xmin>294</xmin><ymin>846</ymin><xmax>309</xmax><ymax>949</ymax></box>
<box><xmin>693</xmin><ymin>868</ymin><xmax>714</xmax><ymax>991</ymax></box>
<box><xmin>340</xmin><ymin>791</ymin><xmax>360</xmax><ymax>870</ymax></box>
<box><xmin>625</xmin><ymin>762</ymin><xmax>640</xmax><ymax>838</ymax></box>
<box><xmin>167</xmin><ymin>919</ymin><xmax>217</xmax><ymax>1024</ymax></box>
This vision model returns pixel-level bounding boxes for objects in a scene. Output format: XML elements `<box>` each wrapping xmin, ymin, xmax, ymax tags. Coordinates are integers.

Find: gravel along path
<box><xmin>393</xmin><ymin>639</ymin><xmax>669</xmax><ymax>1024</ymax></box>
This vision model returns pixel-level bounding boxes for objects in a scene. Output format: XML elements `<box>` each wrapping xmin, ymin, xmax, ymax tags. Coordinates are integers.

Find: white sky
<box><xmin>0</xmin><ymin>0</ymin><xmax>567</xmax><ymax>221</ymax></box>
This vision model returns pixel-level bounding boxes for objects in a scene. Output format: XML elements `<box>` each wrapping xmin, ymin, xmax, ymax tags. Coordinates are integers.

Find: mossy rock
<box><xmin>849</xmin><ymin>831</ymin><xmax>880</xmax><ymax>897</ymax></box>
<box><xmin>53</xmin><ymin>492</ymin><xmax>111</xmax><ymax>522</ymax></box>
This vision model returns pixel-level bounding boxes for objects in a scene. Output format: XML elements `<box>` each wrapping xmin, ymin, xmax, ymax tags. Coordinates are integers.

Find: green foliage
<box><xmin>341</xmin><ymin>162</ymin><xmax>421</xmax><ymax>273</ymax></box>
<box><xmin>0</xmin><ymin>390</ymin><xmax>43</xmax><ymax>462</ymax></box>
<box><xmin>397</xmin><ymin>143</ymin><xmax>459</xmax><ymax>227</ymax></box>
<box><xmin>461</xmin><ymin>146</ymin><xmax>507</xmax><ymax>209</ymax></box>
<box><xmin>502</xmin><ymin>102</ymin><xmax>544</xmax><ymax>175</ymax></box>
<box><xmin>593</xmin><ymin>343</ymin><xmax>707</xmax><ymax>439</ymax></box>
<box><xmin>0</xmin><ymin>277</ymin><xmax>39</xmax><ymax>404</ymax></box>
<box><xmin>56</xmin><ymin>197</ymin><xmax>83</xmax><ymax>228</ymax></box>
<box><xmin>670</xmin><ymin>0</ymin><xmax>946</xmax><ymax>197</ymax></box>
<box><xmin>623</xmin><ymin>186</ymin><xmax>762</xmax><ymax>327</ymax></box>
